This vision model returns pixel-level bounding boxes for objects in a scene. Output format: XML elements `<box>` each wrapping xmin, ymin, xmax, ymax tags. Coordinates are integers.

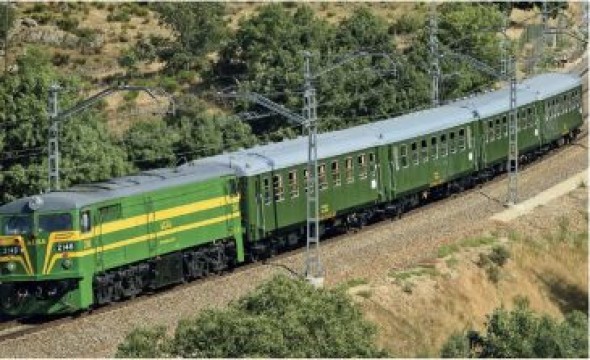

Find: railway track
<box><xmin>0</xmin><ymin>125</ymin><xmax>586</xmax><ymax>344</ymax></box>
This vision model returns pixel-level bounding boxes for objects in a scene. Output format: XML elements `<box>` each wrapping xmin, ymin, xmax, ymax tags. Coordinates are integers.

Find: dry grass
<box><xmin>348</xmin><ymin>187</ymin><xmax>588</xmax><ymax>357</ymax></box>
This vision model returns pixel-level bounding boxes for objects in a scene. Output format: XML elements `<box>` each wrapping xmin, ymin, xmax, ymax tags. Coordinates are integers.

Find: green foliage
<box><xmin>0</xmin><ymin>47</ymin><xmax>133</xmax><ymax>203</ymax></box>
<box><xmin>488</xmin><ymin>245</ymin><xmax>510</xmax><ymax>267</ymax></box>
<box><xmin>434</xmin><ymin>3</ymin><xmax>504</xmax><ymax>100</ymax></box>
<box><xmin>107</xmin><ymin>9</ymin><xmax>131</xmax><ymax>23</ymax></box>
<box><xmin>123</xmin><ymin>119</ymin><xmax>177</xmax><ymax>170</ymax></box>
<box><xmin>0</xmin><ymin>3</ymin><xmax>15</xmax><ymax>40</ymax></box>
<box><xmin>151</xmin><ymin>3</ymin><xmax>227</xmax><ymax>72</ymax></box>
<box><xmin>166</xmin><ymin>95</ymin><xmax>257</xmax><ymax>161</ymax></box>
<box><xmin>441</xmin><ymin>301</ymin><xmax>588</xmax><ymax>358</ymax></box>
<box><xmin>115</xmin><ymin>326</ymin><xmax>170</xmax><ymax>358</ymax></box>
<box><xmin>116</xmin><ymin>275</ymin><xmax>387</xmax><ymax>358</ymax></box>
<box><xmin>56</xmin><ymin>17</ymin><xmax>79</xmax><ymax>33</ymax></box>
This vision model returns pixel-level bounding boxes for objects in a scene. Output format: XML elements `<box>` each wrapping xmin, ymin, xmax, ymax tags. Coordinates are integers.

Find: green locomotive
<box><xmin>0</xmin><ymin>72</ymin><xmax>583</xmax><ymax>316</ymax></box>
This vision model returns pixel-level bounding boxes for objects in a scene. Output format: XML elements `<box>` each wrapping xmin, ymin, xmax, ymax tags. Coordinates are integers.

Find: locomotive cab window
<box><xmin>400</xmin><ymin>144</ymin><xmax>409</xmax><ymax>168</ymax></box>
<box><xmin>288</xmin><ymin>171</ymin><xmax>299</xmax><ymax>199</ymax></box>
<box><xmin>345</xmin><ymin>157</ymin><xmax>354</xmax><ymax>183</ymax></box>
<box><xmin>358</xmin><ymin>154</ymin><xmax>367</xmax><ymax>179</ymax></box>
<box><xmin>331</xmin><ymin>161</ymin><xmax>341</xmax><ymax>187</ymax></box>
<box><xmin>273</xmin><ymin>174</ymin><xmax>284</xmax><ymax>201</ymax></box>
<box><xmin>39</xmin><ymin>213</ymin><xmax>72</xmax><ymax>233</ymax></box>
<box><xmin>80</xmin><ymin>210</ymin><xmax>91</xmax><ymax>233</ymax></box>
<box><xmin>421</xmin><ymin>139</ymin><xmax>428</xmax><ymax>162</ymax></box>
<box><xmin>458</xmin><ymin>129</ymin><xmax>466</xmax><ymax>151</ymax></box>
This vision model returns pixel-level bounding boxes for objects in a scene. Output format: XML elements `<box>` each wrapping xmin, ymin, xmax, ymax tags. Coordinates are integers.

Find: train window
<box><xmin>318</xmin><ymin>164</ymin><xmax>327</xmax><ymax>190</ymax></box>
<box><xmin>332</xmin><ymin>161</ymin><xmax>341</xmax><ymax>187</ymax></box>
<box><xmin>458</xmin><ymin>129</ymin><xmax>466</xmax><ymax>150</ymax></box>
<box><xmin>39</xmin><ymin>213</ymin><xmax>73</xmax><ymax>233</ymax></box>
<box><xmin>400</xmin><ymin>144</ymin><xmax>409</xmax><ymax>167</ymax></box>
<box><xmin>80</xmin><ymin>210</ymin><xmax>91</xmax><ymax>233</ymax></box>
<box><xmin>369</xmin><ymin>153</ymin><xmax>375</xmax><ymax>163</ymax></box>
<box><xmin>411</xmin><ymin>142</ymin><xmax>419</xmax><ymax>164</ymax></box>
<box><xmin>431</xmin><ymin>137</ymin><xmax>438</xmax><ymax>160</ymax></box>
<box><xmin>288</xmin><ymin>171</ymin><xmax>299</xmax><ymax>199</ymax></box>
<box><xmin>345</xmin><ymin>157</ymin><xmax>354</xmax><ymax>183</ymax></box>
<box><xmin>303</xmin><ymin>169</ymin><xmax>310</xmax><ymax>192</ymax></box>
<box><xmin>449</xmin><ymin>132</ymin><xmax>456</xmax><ymax>153</ymax></box>
<box><xmin>358</xmin><ymin>154</ymin><xmax>367</xmax><ymax>179</ymax></box>
<box><xmin>421</xmin><ymin>139</ymin><xmax>428</xmax><ymax>162</ymax></box>
<box><xmin>99</xmin><ymin>204</ymin><xmax>121</xmax><ymax>223</ymax></box>
<box><xmin>488</xmin><ymin>121</ymin><xmax>494</xmax><ymax>142</ymax></box>
<box><xmin>502</xmin><ymin>116</ymin><xmax>508</xmax><ymax>136</ymax></box>
<box><xmin>273</xmin><ymin>175</ymin><xmax>284</xmax><ymax>201</ymax></box>
<box><xmin>495</xmin><ymin>119</ymin><xmax>501</xmax><ymax>140</ymax></box>
<box><xmin>440</xmin><ymin>134</ymin><xmax>447</xmax><ymax>157</ymax></box>
<box><xmin>263</xmin><ymin>178</ymin><xmax>271</xmax><ymax>205</ymax></box>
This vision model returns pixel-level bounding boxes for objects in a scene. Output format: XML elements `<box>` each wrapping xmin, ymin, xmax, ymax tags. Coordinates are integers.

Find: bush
<box><xmin>440</xmin><ymin>301</ymin><xmax>589</xmax><ymax>358</ymax></box>
<box><xmin>107</xmin><ymin>10</ymin><xmax>131</xmax><ymax>23</ymax></box>
<box><xmin>56</xmin><ymin>17</ymin><xmax>79</xmax><ymax>33</ymax></box>
<box><xmin>160</xmin><ymin>77</ymin><xmax>179</xmax><ymax>93</ymax></box>
<box><xmin>116</xmin><ymin>275</ymin><xmax>388</xmax><ymax>358</ymax></box>
<box><xmin>115</xmin><ymin>326</ymin><xmax>170</xmax><ymax>358</ymax></box>
<box><xmin>51</xmin><ymin>52</ymin><xmax>70</xmax><ymax>66</ymax></box>
<box><xmin>488</xmin><ymin>245</ymin><xmax>510</xmax><ymax>267</ymax></box>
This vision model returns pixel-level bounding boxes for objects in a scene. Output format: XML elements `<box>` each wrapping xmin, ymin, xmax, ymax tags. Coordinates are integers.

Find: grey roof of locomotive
<box><xmin>0</xmin><ymin>163</ymin><xmax>235</xmax><ymax>213</ymax></box>
<box><xmin>0</xmin><ymin>73</ymin><xmax>580</xmax><ymax>213</ymax></box>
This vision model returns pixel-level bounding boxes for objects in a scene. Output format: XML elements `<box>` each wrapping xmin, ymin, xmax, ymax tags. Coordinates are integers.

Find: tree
<box><xmin>146</xmin><ymin>3</ymin><xmax>228</xmax><ymax>73</ymax></box>
<box><xmin>0</xmin><ymin>3</ymin><xmax>14</xmax><ymax>42</ymax></box>
<box><xmin>165</xmin><ymin>95</ymin><xmax>257</xmax><ymax>161</ymax></box>
<box><xmin>0</xmin><ymin>47</ymin><xmax>132</xmax><ymax>203</ymax></box>
<box><xmin>116</xmin><ymin>275</ymin><xmax>388</xmax><ymax>358</ymax></box>
<box><xmin>440</xmin><ymin>300</ymin><xmax>589</xmax><ymax>358</ymax></box>
<box><xmin>122</xmin><ymin>119</ymin><xmax>178</xmax><ymax>170</ymax></box>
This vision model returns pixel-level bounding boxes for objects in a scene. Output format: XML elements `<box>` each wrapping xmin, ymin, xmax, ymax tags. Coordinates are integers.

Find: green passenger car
<box><xmin>0</xmin><ymin>164</ymin><xmax>243</xmax><ymax>315</ymax></box>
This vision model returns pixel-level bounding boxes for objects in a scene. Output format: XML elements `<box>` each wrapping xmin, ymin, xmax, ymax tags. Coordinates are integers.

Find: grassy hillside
<box><xmin>344</xmin><ymin>187</ymin><xmax>587</xmax><ymax>357</ymax></box>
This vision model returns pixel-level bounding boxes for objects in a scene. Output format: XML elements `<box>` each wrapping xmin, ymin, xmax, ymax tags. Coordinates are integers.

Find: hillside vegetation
<box><xmin>0</xmin><ymin>2</ymin><xmax>585</xmax><ymax>203</ymax></box>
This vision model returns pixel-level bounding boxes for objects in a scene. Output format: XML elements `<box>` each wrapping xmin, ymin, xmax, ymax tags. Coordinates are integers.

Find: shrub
<box><xmin>441</xmin><ymin>302</ymin><xmax>589</xmax><ymax>358</ymax></box>
<box><xmin>51</xmin><ymin>52</ymin><xmax>70</xmax><ymax>66</ymax></box>
<box><xmin>488</xmin><ymin>245</ymin><xmax>510</xmax><ymax>267</ymax></box>
<box><xmin>115</xmin><ymin>326</ymin><xmax>170</xmax><ymax>358</ymax></box>
<box><xmin>107</xmin><ymin>10</ymin><xmax>131</xmax><ymax>23</ymax></box>
<box><xmin>56</xmin><ymin>17</ymin><xmax>79</xmax><ymax>33</ymax></box>
<box><xmin>117</xmin><ymin>275</ymin><xmax>388</xmax><ymax>358</ymax></box>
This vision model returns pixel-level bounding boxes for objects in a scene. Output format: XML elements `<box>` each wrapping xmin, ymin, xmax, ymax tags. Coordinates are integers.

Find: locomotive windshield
<box><xmin>1</xmin><ymin>215</ymin><xmax>33</xmax><ymax>235</ymax></box>
<box><xmin>38</xmin><ymin>213</ymin><xmax>73</xmax><ymax>233</ymax></box>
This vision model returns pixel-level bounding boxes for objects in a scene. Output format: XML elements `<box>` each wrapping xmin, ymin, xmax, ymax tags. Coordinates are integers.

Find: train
<box><xmin>0</xmin><ymin>72</ymin><xmax>583</xmax><ymax>316</ymax></box>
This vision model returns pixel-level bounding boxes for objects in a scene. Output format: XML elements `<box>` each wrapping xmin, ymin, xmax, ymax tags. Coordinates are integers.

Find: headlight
<box><xmin>5</xmin><ymin>262</ymin><xmax>16</xmax><ymax>273</ymax></box>
<box><xmin>62</xmin><ymin>259</ymin><xmax>72</xmax><ymax>270</ymax></box>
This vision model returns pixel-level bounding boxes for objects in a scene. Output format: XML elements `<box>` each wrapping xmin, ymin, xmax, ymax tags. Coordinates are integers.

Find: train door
<box><xmin>389</xmin><ymin>145</ymin><xmax>399</xmax><ymax>200</ymax></box>
<box><xmin>94</xmin><ymin>210</ymin><xmax>105</xmax><ymax>273</ymax></box>
<box><xmin>145</xmin><ymin>197</ymin><xmax>158</xmax><ymax>257</ymax></box>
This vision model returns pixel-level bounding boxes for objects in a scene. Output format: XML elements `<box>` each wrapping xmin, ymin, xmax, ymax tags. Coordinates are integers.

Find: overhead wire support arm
<box><xmin>47</xmin><ymin>83</ymin><xmax>171</xmax><ymax>192</ymax></box>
